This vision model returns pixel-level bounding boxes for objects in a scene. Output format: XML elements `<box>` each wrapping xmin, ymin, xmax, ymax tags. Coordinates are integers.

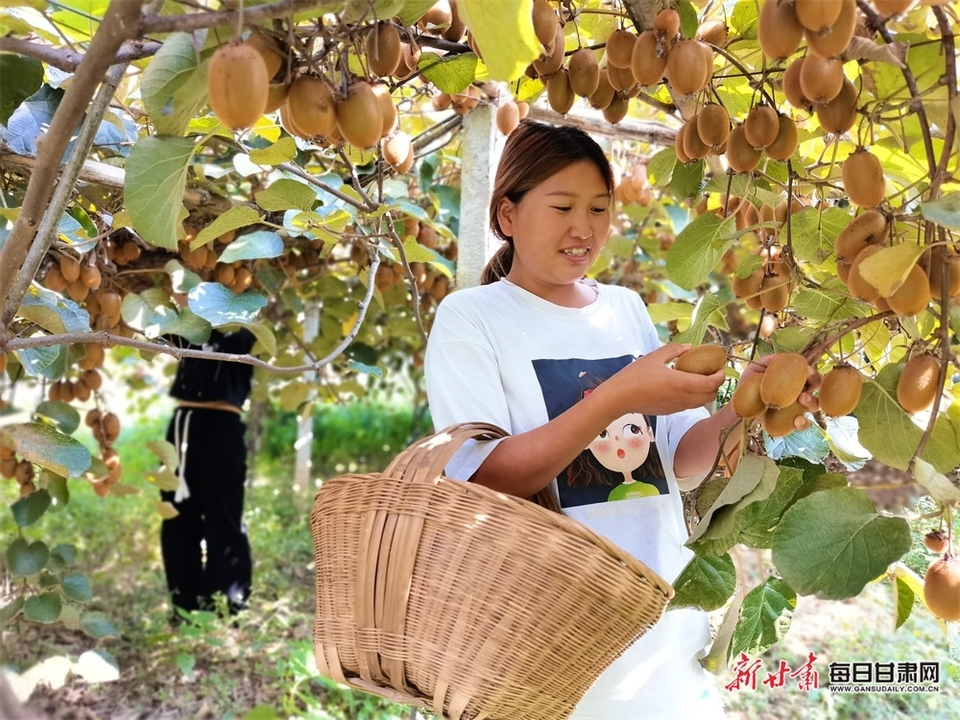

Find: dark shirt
<box><xmin>169</xmin><ymin>329</ymin><xmax>256</xmax><ymax>409</ymax></box>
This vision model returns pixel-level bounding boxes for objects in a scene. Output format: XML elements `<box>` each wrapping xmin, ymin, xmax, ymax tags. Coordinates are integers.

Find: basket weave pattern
<box><xmin>310</xmin><ymin>423</ymin><xmax>674</xmax><ymax>720</ymax></box>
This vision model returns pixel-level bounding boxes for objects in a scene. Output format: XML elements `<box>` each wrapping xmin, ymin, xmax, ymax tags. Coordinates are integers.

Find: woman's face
<box><xmin>497</xmin><ymin>159</ymin><xmax>612</xmax><ymax>299</ymax></box>
<box><xmin>588</xmin><ymin>413</ymin><xmax>654</xmax><ymax>475</ymax></box>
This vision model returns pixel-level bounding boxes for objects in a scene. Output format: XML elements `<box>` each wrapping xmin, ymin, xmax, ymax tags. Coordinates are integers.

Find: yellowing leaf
<box><xmin>457</xmin><ymin>0</ymin><xmax>540</xmax><ymax>82</ymax></box>
<box><xmin>857</xmin><ymin>243</ymin><xmax>925</xmax><ymax>297</ymax></box>
<box><xmin>154</xmin><ymin>500</ymin><xmax>179</xmax><ymax>520</ymax></box>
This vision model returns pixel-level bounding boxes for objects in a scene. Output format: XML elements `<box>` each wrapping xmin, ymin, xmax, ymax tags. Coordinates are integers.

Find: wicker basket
<box><xmin>310</xmin><ymin>422</ymin><xmax>674</xmax><ymax>720</ymax></box>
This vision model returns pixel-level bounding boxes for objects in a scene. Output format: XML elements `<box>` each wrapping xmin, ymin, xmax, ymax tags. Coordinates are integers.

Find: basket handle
<box><xmin>384</xmin><ymin>422</ymin><xmax>563</xmax><ymax>513</ymax></box>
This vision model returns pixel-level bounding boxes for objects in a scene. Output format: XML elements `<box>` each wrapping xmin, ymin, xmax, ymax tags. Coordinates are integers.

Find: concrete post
<box><xmin>294</xmin><ymin>303</ymin><xmax>320</xmax><ymax>493</ymax></box>
<box><xmin>456</xmin><ymin>104</ymin><xmax>505</xmax><ymax>289</ymax></box>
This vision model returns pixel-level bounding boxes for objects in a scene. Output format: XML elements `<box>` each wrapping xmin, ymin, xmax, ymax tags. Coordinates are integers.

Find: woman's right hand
<box><xmin>600</xmin><ymin>344</ymin><xmax>725</xmax><ymax>417</ymax></box>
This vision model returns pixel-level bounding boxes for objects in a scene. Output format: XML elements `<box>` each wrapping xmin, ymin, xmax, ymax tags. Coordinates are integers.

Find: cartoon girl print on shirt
<box><xmin>533</xmin><ymin>355</ymin><xmax>670</xmax><ymax>508</ymax></box>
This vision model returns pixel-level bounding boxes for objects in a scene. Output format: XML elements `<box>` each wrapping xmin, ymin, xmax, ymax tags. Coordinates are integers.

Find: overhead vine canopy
<box><xmin>0</xmin><ymin>0</ymin><xmax>959</xmax><ymax>669</ymax></box>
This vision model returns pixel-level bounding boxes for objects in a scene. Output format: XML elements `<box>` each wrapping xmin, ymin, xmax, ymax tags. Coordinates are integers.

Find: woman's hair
<box><xmin>480</xmin><ymin>120</ymin><xmax>614</xmax><ymax>285</ymax></box>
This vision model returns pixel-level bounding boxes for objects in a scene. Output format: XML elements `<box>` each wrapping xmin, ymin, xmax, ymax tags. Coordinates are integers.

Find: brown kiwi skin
<box><xmin>896</xmin><ymin>354</ymin><xmax>941</xmax><ymax>413</ymax></box>
<box><xmin>842</xmin><ymin>148</ymin><xmax>887</xmax><ymax>208</ymax></box>
<box><xmin>675</xmin><ymin>345</ymin><xmax>727</xmax><ymax>375</ymax></box>
<box><xmin>762</xmin><ymin>401</ymin><xmax>806</xmax><ymax>438</ymax></box>
<box><xmin>760</xmin><ymin>352</ymin><xmax>809</xmax><ymax>409</ymax></box>
<box><xmin>758</xmin><ymin>0</ymin><xmax>804</xmax><ymax>60</ymax></box>
<box><xmin>816</xmin><ymin>78</ymin><xmax>858</xmax><ymax>135</ymax></box>
<box><xmin>923</xmin><ymin>556</ymin><xmax>960</xmax><ymax>622</ymax></box>
<box><xmin>731</xmin><ymin>373</ymin><xmax>766</xmax><ymax>419</ymax></box>
<box><xmin>835</xmin><ymin>210</ymin><xmax>887</xmax><ymax>263</ymax></box>
<box><xmin>818</xmin><ymin>365</ymin><xmax>864</xmax><ymax>417</ymax></box>
<box><xmin>886</xmin><ymin>263</ymin><xmax>930</xmax><ymax>317</ymax></box>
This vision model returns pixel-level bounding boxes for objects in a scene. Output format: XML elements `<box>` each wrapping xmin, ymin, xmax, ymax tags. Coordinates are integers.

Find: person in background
<box><xmin>424</xmin><ymin>120</ymin><xmax>819</xmax><ymax>719</ymax></box>
<box><xmin>160</xmin><ymin>327</ymin><xmax>256</xmax><ymax>621</ymax></box>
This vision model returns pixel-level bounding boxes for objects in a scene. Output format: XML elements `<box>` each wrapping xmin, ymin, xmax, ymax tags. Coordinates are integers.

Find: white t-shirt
<box><xmin>424</xmin><ymin>278</ymin><xmax>726</xmax><ymax>720</ymax></box>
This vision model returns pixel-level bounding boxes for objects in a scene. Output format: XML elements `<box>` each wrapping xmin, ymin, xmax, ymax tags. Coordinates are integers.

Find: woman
<box><xmin>424</xmin><ymin>120</ymin><xmax>817</xmax><ymax>718</ymax></box>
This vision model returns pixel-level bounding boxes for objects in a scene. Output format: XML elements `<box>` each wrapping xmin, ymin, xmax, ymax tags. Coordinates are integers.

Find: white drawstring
<box><xmin>174</xmin><ymin>409</ymin><xmax>193</xmax><ymax>503</ymax></box>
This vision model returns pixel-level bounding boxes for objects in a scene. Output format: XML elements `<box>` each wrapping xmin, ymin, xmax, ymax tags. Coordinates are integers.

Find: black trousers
<box><xmin>160</xmin><ymin>407</ymin><xmax>252</xmax><ymax>614</ymax></box>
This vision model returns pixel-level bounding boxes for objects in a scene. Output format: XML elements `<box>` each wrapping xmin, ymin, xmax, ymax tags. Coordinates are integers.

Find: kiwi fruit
<box><xmin>816</xmin><ymin>77</ymin><xmax>858</xmax><ymax>134</ymax></box>
<box><xmin>842</xmin><ymin>148</ymin><xmax>886</xmax><ymax>208</ymax></box>
<box><xmin>675</xmin><ymin>345</ymin><xmax>727</xmax><ymax>375</ymax></box>
<box><xmin>759</xmin><ymin>272</ymin><xmax>791</xmax><ymax>313</ymax></box>
<box><xmin>897</xmin><ymin>354</ymin><xmax>941</xmax><ymax>413</ymax></box>
<box><xmin>924</xmin><ymin>530</ymin><xmax>947</xmax><ymax>554</ymax></box>
<box><xmin>589</xmin><ymin>68</ymin><xmax>615</xmax><ymax>110</ymax></box>
<box><xmin>653</xmin><ymin>7</ymin><xmax>681</xmax><ymax>38</ymax></box>
<box><xmin>450</xmin><ymin>84</ymin><xmax>481</xmax><ymax>115</ymax></box>
<box><xmin>263</xmin><ymin>83</ymin><xmax>289</xmax><ymax>114</ymax></box>
<box><xmin>731</xmin><ymin>372</ymin><xmax>767</xmax><ymax>419</ymax></box>
<box><xmin>782</xmin><ymin>57</ymin><xmax>810</xmax><ymax>110</ymax></box>
<box><xmin>383</xmin><ymin>131</ymin><xmax>413</xmax><ymax>171</ymax></box>
<box><xmin>682</xmin><ymin>116</ymin><xmax>711</xmax><ymax>160</ymax></box>
<box><xmin>847</xmin><ymin>244</ymin><xmax>883</xmax><ymax>301</ymax></box>
<box><xmin>602</xmin><ymin>93</ymin><xmax>629</xmax><ymax>124</ymax></box>
<box><xmin>795</xmin><ymin>0</ymin><xmax>843</xmax><ymax>33</ymax></box>
<box><xmin>665</xmin><ymin>39</ymin><xmax>710</xmax><ymax>95</ymax></box>
<box><xmin>245</xmin><ymin>31</ymin><xmax>284</xmax><ymax>81</ymax></box>
<box><xmin>835</xmin><ymin>210</ymin><xmax>887</xmax><ymax>263</ymax></box>
<box><xmin>568</xmin><ymin>48</ymin><xmax>600</xmax><ymax>97</ymax></box>
<box><xmin>928</xmin><ymin>246</ymin><xmax>960</xmax><ymax>299</ymax></box>
<box><xmin>605</xmin><ymin>29</ymin><xmax>636</xmax><ymax>69</ymax></box>
<box><xmin>886</xmin><ymin>263</ymin><xmax>930</xmax><ymax>317</ymax></box>
<box><xmin>697</xmin><ymin>103</ymin><xmax>730</xmax><ymax>150</ymax></box>
<box><xmin>759</xmin><ymin>0</ymin><xmax>804</xmax><ymax>60</ymax></box>
<box><xmin>532</xmin><ymin>0</ymin><xmax>559</xmax><ymax>50</ymax></box>
<box><xmin>818</xmin><ymin>365</ymin><xmax>863</xmax><ymax>417</ymax></box>
<box><xmin>533</xmin><ymin>23</ymin><xmax>566</xmax><ymax>76</ymax></box>
<box><xmin>765</xmin><ymin>114</ymin><xmax>799</xmax><ymax>161</ymax></box>
<box><xmin>60</xmin><ymin>254</ymin><xmax>80</xmax><ymax>282</ymax></box>
<box><xmin>696</xmin><ymin>18</ymin><xmax>729</xmax><ymax>47</ymax></box>
<box><xmin>207</xmin><ymin>42</ymin><xmax>269</xmax><ymax>130</ymax></box>
<box><xmin>336</xmin><ymin>82</ymin><xmax>383</xmax><ymax>149</ymax></box>
<box><xmin>743</xmin><ymin>105</ymin><xmax>780</xmax><ymax>150</ymax></box>
<box><xmin>45</xmin><ymin>265</ymin><xmax>67</xmax><ymax>292</ymax></box>
<box><xmin>726</xmin><ymin>125</ymin><xmax>763</xmax><ymax>174</ymax></box>
<box><xmin>805</xmin><ymin>0</ymin><xmax>857</xmax><ymax>58</ymax></box>
<box><xmin>80</xmin><ymin>264</ymin><xmax>101</xmax><ymax>289</ymax></box>
<box><xmin>760</xmin><ymin>352</ymin><xmax>808</xmax><ymax>409</ymax></box>
<box><xmin>496</xmin><ymin>100</ymin><xmax>520</xmax><ymax>135</ymax></box>
<box><xmin>365</xmin><ymin>22</ymin><xmax>402</xmax><ymax>77</ymax></box>
<box><xmin>631</xmin><ymin>30</ymin><xmax>666</xmax><ymax>87</ymax></box>
<box><xmin>762</xmin><ymin>400</ymin><xmax>807</xmax><ymax>437</ymax></box>
<box><xmin>286</xmin><ymin>75</ymin><xmax>338</xmax><ymax>139</ymax></box>
<box><xmin>923</xmin><ymin>555</ymin><xmax>960</xmax><ymax>621</ymax></box>
<box><xmin>546</xmin><ymin>69</ymin><xmax>575</xmax><ymax>114</ymax></box>
<box><xmin>674</xmin><ymin>123</ymin><xmax>692</xmax><ymax>164</ymax></box>
<box><xmin>370</xmin><ymin>82</ymin><xmax>398</xmax><ymax>137</ymax></box>
<box><xmin>420</xmin><ymin>0</ymin><xmax>453</xmax><ymax>28</ymax></box>
<box><xmin>732</xmin><ymin>266</ymin><xmax>764</xmax><ymax>300</ymax></box>
<box><xmin>799</xmin><ymin>53</ymin><xmax>845</xmax><ymax>105</ymax></box>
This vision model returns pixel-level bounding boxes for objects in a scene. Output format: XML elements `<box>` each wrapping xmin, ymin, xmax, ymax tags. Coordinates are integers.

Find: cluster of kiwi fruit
<box><xmin>612</xmin><ymin>162</ymin><xmax>652</xmax><ymax>207</ymax></box>
<box><xmin>0</xmin><ymin>443</ymin><xmax>37</xmax><ymax>498</ymax></box>
<box><xmin>730</xmin><ymin>353</ymin><xmax>812</xmax><ymax>437</ymax></box>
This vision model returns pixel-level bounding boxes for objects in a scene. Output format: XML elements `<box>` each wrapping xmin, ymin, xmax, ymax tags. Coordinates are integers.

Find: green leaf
<box><xmin>912</xmin><ymin>458</ymin><xmax>960</xmax><ymax>505</ymax></box>
<box><xmin>46</xmin><ymin>475</ymin><xmax>69</xmax><ymax>511</ymax></box>
<box><xmin>279</xmin><ymin>381</ymin><xmax>310</xmax><ymax>412</ymax></box>
<box><xmin>5</xmin><ymin>423</ymin><xmax>91</xmax><ymax>478</ymax></box>
<box><xmin>731</xmin><ymin>578</ymin><xmax>796</xmax><ymax>656</ymax></box>
<box><xmin>730</xmin><ymin>0</ymin><xmax>759</xmax><ymax>39</ymax></box>
<box><xmin>765</xmin><ymin>421</ymin><xmax>830</xmax><ymax>465</ymax></box>
<box><xmin>248</xmin><ymin>136</ymin><xmax>298</xmax><ymax>166</ymax></box>
<box><xmin>0</xmin><ymin>54</ymin><xmax>44</xmax><ymax>125</ymax></box>
<box><xmin>646</xmin><ymin>301</ymin><xmax>692</xmax><ymax>324</ymax></box>
<box><xmin>255</xmin><ymin>179</ymin><xmax>317</xmax><ymax>212</ymax></box>
<box><xmin>738</xmin><ymin>466</ymin><xmax>805</xmax><ymax>549</ymax></box>
<box><xmin>6</xmin><ymin>538</ymin><xmax>49</xmax><ymax>576</ymax></box>
<box><xmin>164</xmin><ymin>259</ymin><xmax>204</xmax><ymax>294</ymax></box>
<box><xmin>894</xmin><ymin>575</ymin><xmax>914</xmax><ymax>630</ymax></box>
<box><xmin>670</xmin><ymin>554</ymin><xmax>736</xmax><ymax>612</ymax></box>
<box><xmin>120</xmin><ymin>291</ymin><xmax>179</xmax><ymax>338</ymax></box>
<box><xmin>155</xmin><ymin>500</ymin><xmax>179</xmax><ymax>520</ymax></box>
<box><xmin>855</xmin><ymin>364</ymin><xmax>960</xmax><ymax>473</ymax></box>
<box><xmin>51</xmin><ymin>544</ymin><xmax>77</xmax><ymax>567</ymax></box>
<box><xmin>24</xmin><ymin>592</ymin><xmax>61</xmax><ymax>623</ymax></box>
<box><xmin>187</xmin><ymin>282</ymin><xmax>267</xmax><ymax>326</ymax></box>
<box><xmin>647</xmin><ymin>147</ymin><xmax>676</xmax><ymax>187</ymax></box>
<box><xmin>772</xmin><ymin>486</ymin><xmax>911</xmax><ymax>600</ymax></box>
<box><xmin>666</xmin><ymin>213</ymin><xmax>736</xmax><ymax>290</ymax></box>
<box><xmin>418</xmin><ymin>52</ymin><xmax>479</xmax><ymax>94</ymax></box>
<box><xmin>79</xmin><ymin>611</ymin><xmax>121</xmax><ymax>639</ymax></box>
<box><xmin>125</xmin><ymin>136</ymin><xmax>197</xmax><ymax>250</ymax></box>
<box><xmin>218</xmin><ymin>230</ymin><xmax>285</xmax><ymax>264</ymax></box>
<box><xmin>921</xmin><ymin>191</ymin><xmax>960</xmax><ymax>231</ymax></box>
<box><xmin>347</xmin><ymin>361</ymin><xmax>383</xmax><ymax>379</ymax></box>
<box><xmin>791</xmin><ymin>207</ymin><xmax>849</xmax><ymax>264</ymax></box>
<box><xmin>61</xmin><ymin>573</ymin><xmax>93</xmax><ymax>603</ymax></box>
<box><xmin>140</xmin><ymin>32</ymin><xmax>208</xmax><ymax>136</ymax></box>
<box><xmin>193</xmin><ymin>206</ymin><xmax>261</xmax><ymax>249</ymax></box>
<box><xmin>0</xmin><ymin>598</ymin><xmax>25</xmax><ymax>625</ymax></box>
<box><xmin>791</xmin><ymin>286</ymin><xmax>863</xmax><ymax>323</ymax></box>
<box><xmin>689</xmin><ymin>455</ymin><xmax>780</xmax><ymax>545</ymax></box>
<box><xmin>671</xmin><ymin>159</ymin><xmax>704</xmax><ymax>200</ymax></box>
<box><xmin>34</xmin><ymin>401</ymin><xmax>81</xmax><ymax>435</ymax></box>
<box><xmin>164</xmin><ymin>308</ymin><xmax>213</xmax><ymax>346</ymax></box>
<box><xmin>147</xmin><ymin>440</ymin><xmax>179</xmax><ymax>472</ymax></box>
<box><xmin>11</xmin><ymin>489</ymin><xmax>52</xmax><ymax>527</ymax></box>
<box><xmin>857</xmin><ymin>244</ymin><xmax>926</xmax><ymax>298</ymax></box>
<box><xmin>457</xmin><ymin>0</ymin><xmax>541</xmax><ymax>82</ymax></box>
<box><xmin>672</xmin><ymin>293</ymin><xmax>722</xmax><ymax>345</ymax></box>
<box><xmin>237</xmin><ymin>321</ymin><xmax>277</xmax><ymax>357</ymax></box>
<box><xmin>146</xmin><ymin>467</ymin><xmax>180</xmax><ymax>492</ymax></box>
<box><xmin>396</xmin><ymin>0</ymin><xmax>439</xmax><ymax>24</ymax></box>
<box><xmin>20</xmin><ymin>285</ymin><xmax>91</xmax><ymax>334</ymax></box>
<box><xmin>677</xmin><ymin>0</ymin><xmax>699</xmax><ymax>38</ymax></box>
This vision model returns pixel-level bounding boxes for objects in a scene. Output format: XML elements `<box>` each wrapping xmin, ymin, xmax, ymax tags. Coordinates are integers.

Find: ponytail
<box><xmin>481</xmin><ymin>242</ymin><xmax>513</xmax><ymax>285</ymax></box>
